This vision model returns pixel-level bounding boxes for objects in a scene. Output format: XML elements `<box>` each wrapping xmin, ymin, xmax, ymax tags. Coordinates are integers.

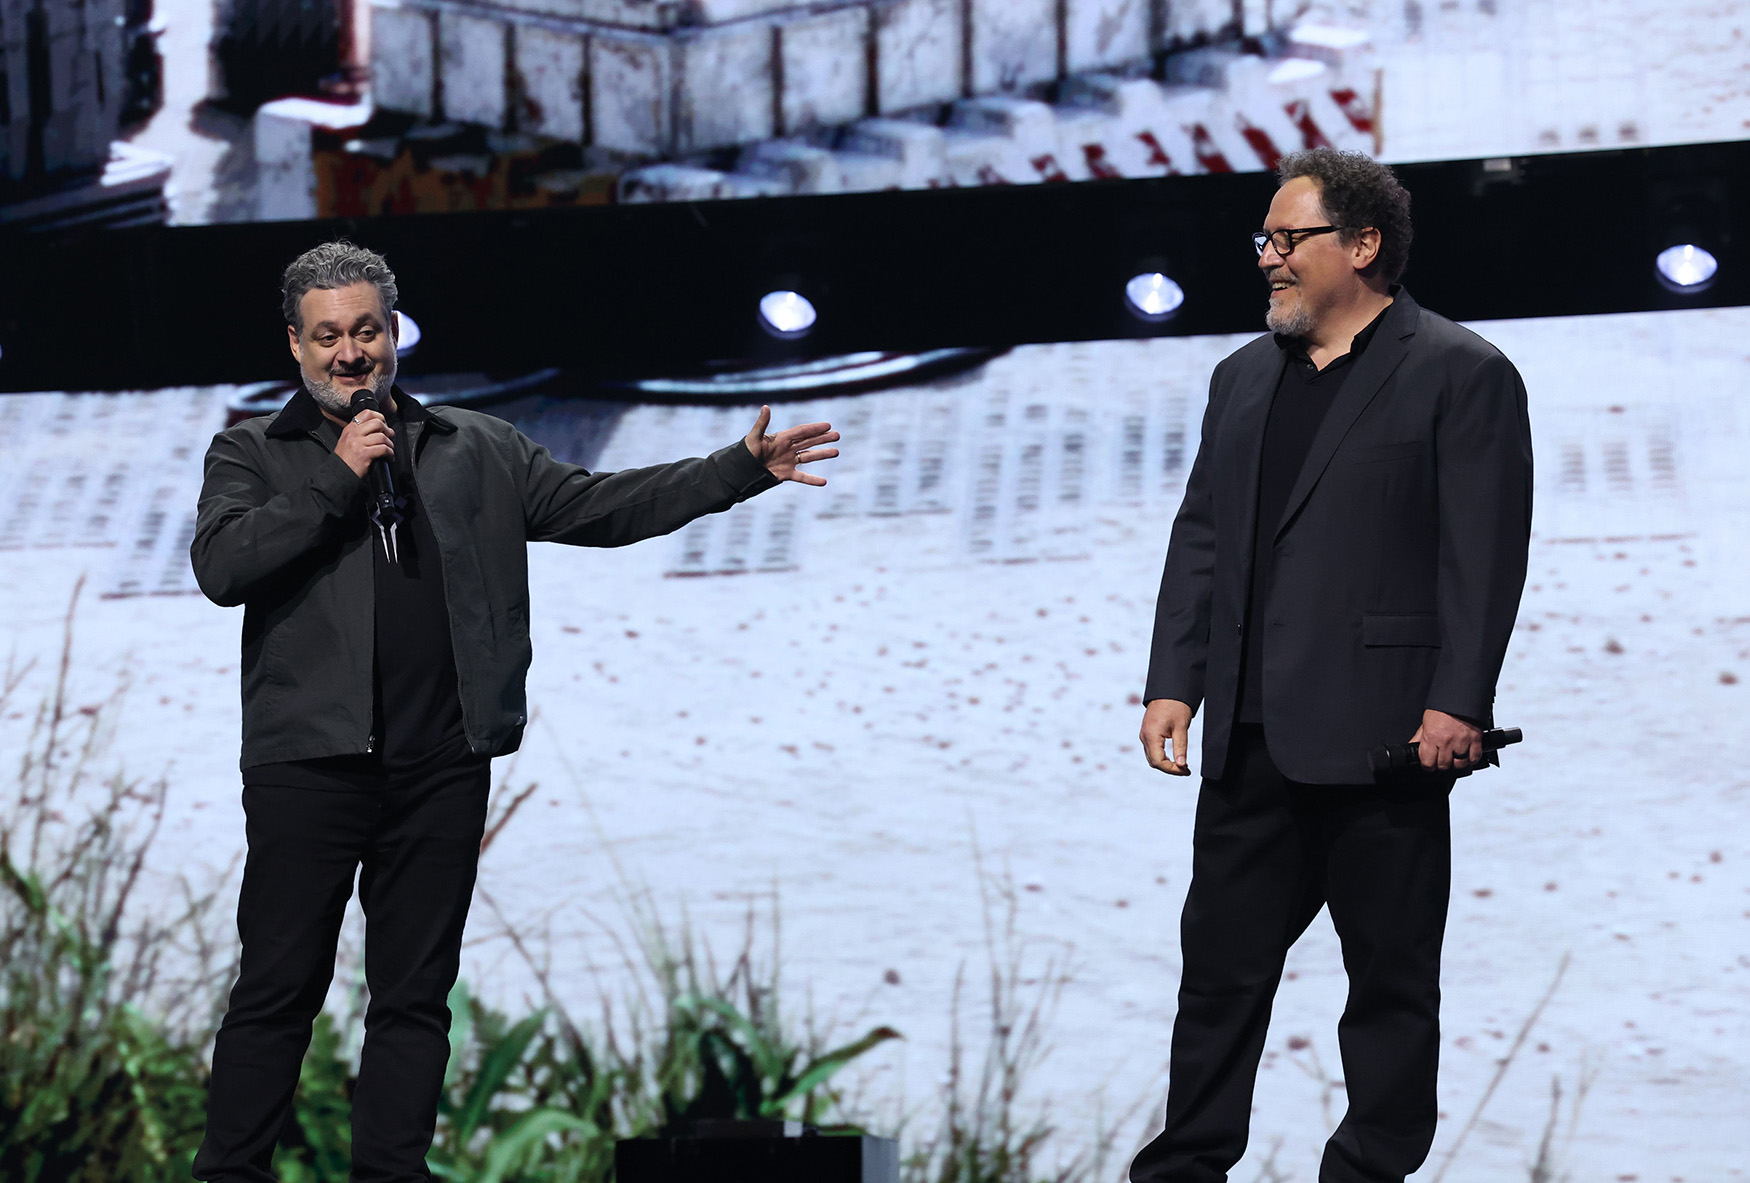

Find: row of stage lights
<box><xmin>756</xmin><ymin>271</ymin><xmax>1190</xmax><ymax>339</ymax></box>
<box><xmin>4</xmin><ymin>247</ymin><xmax>1712</xmax><ymax>370</ymax></box>
<box><xmin>754</xmin><ymin>244</ymin><xmax>1721</xmax><ymax>338</ymax></box>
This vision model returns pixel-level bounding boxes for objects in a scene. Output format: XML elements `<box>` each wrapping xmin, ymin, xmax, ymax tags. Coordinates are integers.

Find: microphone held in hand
<box><xmin>348</xmin><ymin>390</ymin><xmax>404</xmax><ymax>564</ymax></box>
<box><xmin>1369</xmin><ymin>727</ymin><xmax>1523</xmax><ymax>778</ymax></box>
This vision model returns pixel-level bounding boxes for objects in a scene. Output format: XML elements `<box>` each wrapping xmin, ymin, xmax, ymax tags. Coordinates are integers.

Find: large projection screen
<box><xmin>3</xmin><ymin>301</ymin><xmax>1747</xmax><ymax>1178</ymax></box>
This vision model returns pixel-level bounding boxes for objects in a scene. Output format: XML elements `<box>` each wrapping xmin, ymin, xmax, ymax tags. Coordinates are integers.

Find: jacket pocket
<box><xmin>1343</xmin><ymin>441</ymin><xmax>1423</xmax><ymax>465</ymax></box>
<box><xmin>1362</xmin><ymin>613</ymin><xmax>1442</xmax><ymax>647</ymax></box>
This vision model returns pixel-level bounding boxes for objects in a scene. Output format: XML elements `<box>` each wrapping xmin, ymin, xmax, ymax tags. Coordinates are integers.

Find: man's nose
<box><xmin>1258</xmin><ymin>243</ymin><xmax>1285</xmax><ymax>270</ymax></box>
<box><xmin>332</xmin><ymin>335</ymin><xmax>366</xmax><ymax>366</ymax></box>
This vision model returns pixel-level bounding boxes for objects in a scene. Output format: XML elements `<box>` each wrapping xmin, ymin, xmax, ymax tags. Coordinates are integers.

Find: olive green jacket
<box><xmin>191</xmin><ymin>387</ymin><xmax>775</xmax><ymax>768</ymax></box>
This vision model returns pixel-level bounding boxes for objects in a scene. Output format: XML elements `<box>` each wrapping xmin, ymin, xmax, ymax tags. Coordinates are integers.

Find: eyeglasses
<box><xmin>1252</xmin><ymin>226</ymin><xmax>1352</xmax><ymax>257</ymax></box>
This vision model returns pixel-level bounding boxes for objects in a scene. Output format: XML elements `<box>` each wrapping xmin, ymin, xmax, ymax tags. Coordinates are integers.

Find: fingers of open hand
<box><xmin>775</xmin><ymin>425</ymin><xmax>839</xmax><ymax>454</ymax></box>
<box><xmin>764</xmin><ymin>423</ymin><xmax>839</xmax><ymax>485</ymax></box>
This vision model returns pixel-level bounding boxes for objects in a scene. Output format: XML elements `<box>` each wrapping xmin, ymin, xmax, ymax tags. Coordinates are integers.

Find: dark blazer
<box><xmin>1144</xmin><ymin>290</ymin><xmax>1533</xmax><ymax>783</ymax></box>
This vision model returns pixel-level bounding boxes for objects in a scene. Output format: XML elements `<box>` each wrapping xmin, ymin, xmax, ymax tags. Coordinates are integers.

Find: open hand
<box><xmin>743</xmin><ymin>406</ymin><xmax>840</xmax><ymax>486</ymax></box>
<box><xmin>1140</xmin><ymin>698</ymin><xmax>1194</xmax><ymax>776</ymax></box>
<box><xmin>1410</xmin><ymin>708</ymin><xmax>1483</xmax><ymax>771</ymax></box>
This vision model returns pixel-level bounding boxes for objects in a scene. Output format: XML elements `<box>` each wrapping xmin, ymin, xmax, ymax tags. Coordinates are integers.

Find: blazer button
<box><xmin>1235</xmin><ymin>624</ymin><xmax>1243</xmax><ymax>636</ymax></box>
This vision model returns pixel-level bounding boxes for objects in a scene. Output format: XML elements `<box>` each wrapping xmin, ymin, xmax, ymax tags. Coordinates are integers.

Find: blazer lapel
<box><xmin>1226</xmin><ymin>344</ymin><xmax>1287</xmax><ymax>546</ymax></box>
<box><xmin>1274</xmin><ymin>291</ymin><xmax>1421</xmax><ymax>540</ymax></box>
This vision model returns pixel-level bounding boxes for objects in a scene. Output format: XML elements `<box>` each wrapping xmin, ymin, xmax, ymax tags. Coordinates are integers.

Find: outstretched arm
<box><xmin>521</xmin><ymin>407</ymin><xmax>839</xmax><ymax>546</ymax></box>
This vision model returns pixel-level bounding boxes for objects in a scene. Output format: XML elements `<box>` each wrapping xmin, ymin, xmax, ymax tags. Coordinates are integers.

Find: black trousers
<box><xmin>1130</xmin><ymin>724</ymin><xmax>1452</xmax><ymax>1183</ymax></box>
<box><xmin>193</xmin><ymin>757</ymin><xmax>489</xmax><ymax>1183</ymax></box>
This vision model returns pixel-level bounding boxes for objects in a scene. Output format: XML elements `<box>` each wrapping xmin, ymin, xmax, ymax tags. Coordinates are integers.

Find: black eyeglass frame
<box><xmin>1251</xmin><ymin>225</ymin><xmax>1360</xmax><ymax>257</ymax></box>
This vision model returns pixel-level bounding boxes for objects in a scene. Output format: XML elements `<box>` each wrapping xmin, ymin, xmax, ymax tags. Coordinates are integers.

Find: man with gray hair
<box><xmin>1131</xmin><ymin>150</ymin><xmax>1533</xmax><ymax>1181</ymax></box>
<box><xmin>190</xmin><ymin>240</ymin><xmax>841</xmax><ymax>1182</ymax></box>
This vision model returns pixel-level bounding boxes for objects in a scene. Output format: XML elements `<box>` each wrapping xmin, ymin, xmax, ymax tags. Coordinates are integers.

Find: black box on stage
<box><xmin>614</xmin><ymin>1121</ymin><xmax>899</xmax><ymax>1183</ymax></box>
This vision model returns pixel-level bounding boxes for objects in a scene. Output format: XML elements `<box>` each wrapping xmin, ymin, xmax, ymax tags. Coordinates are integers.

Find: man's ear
<box><xmin>1351</xmin><ymin>228</ymin><xmax>1383</xmax><ymax>272</ymax></box>
<box><xmin>287</xmin><ymin>323</ymin><xmax>303</xmax><ymax>365</ymax></box>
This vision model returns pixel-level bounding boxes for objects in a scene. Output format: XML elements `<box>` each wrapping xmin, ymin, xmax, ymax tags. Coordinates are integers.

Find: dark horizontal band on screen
<box><xmin>0</xmin><ymin>139</ymin><xmax>1744</xmax><ymax>392</ymax></box>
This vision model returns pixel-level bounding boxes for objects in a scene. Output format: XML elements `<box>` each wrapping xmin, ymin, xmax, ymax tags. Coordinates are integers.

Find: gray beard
<box><xmin>1265</xmin><ymin>293</ymin><xmax>1315</xmax><ymax>338</ymax></box>
<box><xmin>303</xmin><ymin>360</ymin><xmax>395</xmax><ymax>417</ymax></box>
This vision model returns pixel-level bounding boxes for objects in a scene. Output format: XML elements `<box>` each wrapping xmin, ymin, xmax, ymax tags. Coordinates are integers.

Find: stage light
<box><xmin>1126</xmin><ymin>272</ymin><xmax>1185</xmax><ymax>321</ymax></box>
<box><xmin>1655</xmin><ymin>244</ymin><xmax>1718</xmax><ymax>292</ymax></box>
<box><xmin>394</xmin><ymin>310</ymin><xmax>422</xmax><ymax>356</ymax></box>
<box><xmin>759</xmin><ymin>290</ymin><xmax>817</xmax><ymax>337</ymax></box>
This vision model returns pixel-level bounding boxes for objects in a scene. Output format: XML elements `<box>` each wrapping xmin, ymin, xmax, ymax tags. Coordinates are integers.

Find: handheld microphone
<box><xmin>1369</xmin><ymin>727</ymin><xmax>1522</xmax><ymax>778</ymax></box>
<box><xmin>348</xmin><ymin>389</ymin><xmax>402</xmax><ymax>564</ymax></box>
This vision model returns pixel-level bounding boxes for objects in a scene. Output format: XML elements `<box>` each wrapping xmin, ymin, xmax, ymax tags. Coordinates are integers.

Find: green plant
<box><xmin>0</xmin><ymin>579</ymin><xmax>230</xmax><ymax>1182</ymax></box>
<box><xmin>420</xmin><ymin>883</ymin><xmax>902</xmax><ymax>1183</ymax></box>
<box><xmin>618</xmin><ymin>893</ymin><xmax>902</xmax><ymax>1133</ymax></box>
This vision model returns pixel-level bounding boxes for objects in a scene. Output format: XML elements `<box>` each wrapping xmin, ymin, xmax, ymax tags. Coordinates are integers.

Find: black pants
<box><xmin>1130</xmin><ymin>724</ymin><xmax>1452</xmax><ymax>1183</ymax></box>
<box><xmin>193</xmin><ymin>757</ymin><xmax>489</xmax><ymax>1183</ymax></box>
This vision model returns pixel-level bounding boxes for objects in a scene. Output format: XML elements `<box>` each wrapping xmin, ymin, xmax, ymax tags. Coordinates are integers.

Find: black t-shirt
<box><xmin>369</xmin><ymin>403</ymin><xmax>468</xmax><ymax>768</ymax></box>
<box><xmin>1235</xmin><ymin>306</ymin><xmax>1389</xmax><ymax>725</ymax></box>
<box><xmin>245</xmin><ymin>402</ymin><xmax>469</xmax><ymax>788</ymax></box>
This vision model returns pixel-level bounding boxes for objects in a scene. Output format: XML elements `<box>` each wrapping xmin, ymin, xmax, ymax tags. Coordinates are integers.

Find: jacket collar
<box><xmin>1271</xmin><ymin>287</ymin><xmax>1421</xmax><ymax>540</ymax></box>
<box><xmin>265</xmin><ymin>384</ymin><xmax>456</xmax><ymax>439</ymax></box>
<box><xmin>1271</xmin><ymin>295</ymin><xmax>1393</xmax><ymax>361</ymax></box>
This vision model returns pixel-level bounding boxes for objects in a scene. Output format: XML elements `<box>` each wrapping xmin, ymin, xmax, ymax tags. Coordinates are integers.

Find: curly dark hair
<box><xmin>281</xmin><ymin>240</ymin><xmax>398</xmax><ymax>334</ymax></box>
<box><xmin>1277</xmin><ymin>148</ymin><xmax>1413</xmax><ymax>283</ymax></box>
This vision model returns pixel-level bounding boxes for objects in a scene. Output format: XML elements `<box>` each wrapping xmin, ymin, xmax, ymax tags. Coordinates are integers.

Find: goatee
<box><xmin>303</xmin><ymin>361</ymin><xmax>395</xmax><ymax>417</ymax></box>
<box><xmin>1266</xmin><ymin>294</ymin><xmax>1315</xmax><ymax>338</ymax></box>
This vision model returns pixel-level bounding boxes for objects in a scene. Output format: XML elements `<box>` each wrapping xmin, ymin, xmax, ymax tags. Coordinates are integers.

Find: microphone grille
<box><xmin>348</xmin><ymin>390</ymin><xmax>381</xmax><ymax>416</ymax></box>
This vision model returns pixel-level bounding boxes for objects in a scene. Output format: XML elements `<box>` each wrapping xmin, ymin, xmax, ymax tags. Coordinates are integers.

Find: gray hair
<box><xmin>281</xmin><ymin>241</ymin><xmax>399</xmax><ymax>334</ymax></box>
<box><xmin>1277</xmin><ymin>148</ymin><xmax>1414</xmax><ymax>284</ymax></box>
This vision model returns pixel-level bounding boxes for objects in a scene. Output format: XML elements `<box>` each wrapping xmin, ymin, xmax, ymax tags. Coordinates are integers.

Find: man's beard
<box><xmin>1264</xmin><ymin>280</ymin><xmax>1316</xmax><ymax>338</ymax></box>
<box><xmin>303</xmin><ymin>356</ymin><xmax>396</xmax><ymax>417</ymax></box>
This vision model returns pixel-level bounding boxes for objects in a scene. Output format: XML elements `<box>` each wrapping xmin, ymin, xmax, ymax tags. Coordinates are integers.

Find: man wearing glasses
<box><xmin>1130</xmin><ymin>149</ymin><xmax>1533</xmax><ymax>1182</ymax></box>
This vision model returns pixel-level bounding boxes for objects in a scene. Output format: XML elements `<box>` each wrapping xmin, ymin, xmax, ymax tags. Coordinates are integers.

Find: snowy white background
<box><xmin>4</xmin><ymin>306</ymin><xmax>1750</xmax><ymax>1180</ymax></box>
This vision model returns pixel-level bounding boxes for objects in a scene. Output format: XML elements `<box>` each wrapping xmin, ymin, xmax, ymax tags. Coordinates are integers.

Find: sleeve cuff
<box><xmin>714</xmin><ymin>439</ymin><xmax>781</xmax><ymax>501</ymax></box>
<box><xmin>1425</xmin><ymin>675</ymin><xmax>1494</xmax><ymax>726</ymax></box>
